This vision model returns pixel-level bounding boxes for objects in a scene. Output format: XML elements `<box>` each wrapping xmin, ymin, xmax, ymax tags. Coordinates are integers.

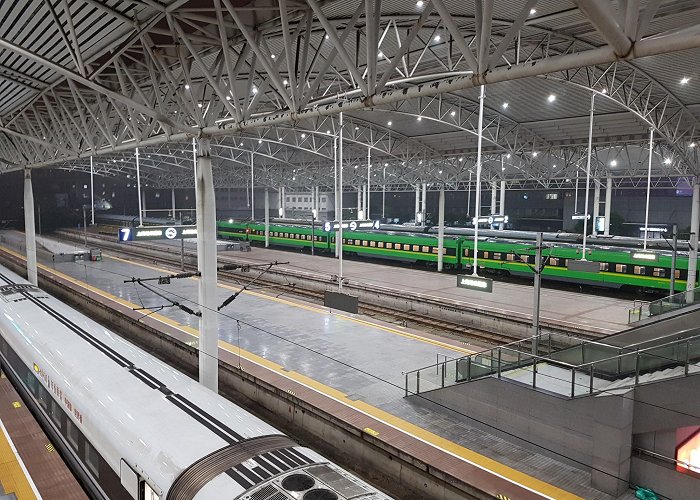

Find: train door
<box><xmin>121</xmin><ymin>459</ymin><xmax>161</xmax><ymax>500</ymax></box>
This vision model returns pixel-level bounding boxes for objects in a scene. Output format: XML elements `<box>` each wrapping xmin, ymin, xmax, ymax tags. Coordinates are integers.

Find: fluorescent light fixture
<box><xmin>258</xmin><ymin>139</ymin><xmax>262</xmax><ymax>144</ymax></box>
<box><xmin>450</xmin><ymin>110</ymin><xmax>456</xmax><ymax>116</ymax></box>
<box><xmin>681</xmin><ymin>77</ymin><xmax>690</xmax><ymax>85</ymax></box>
<box><xmin>301</xmin><ymin>133</ymin><xmax>306</xmax><ymax>138</ymax></box>
<box><xmin>502</xmin><ymin>102</ymin><xmax>509</xmax><ymax>109</ymax></box>
<box><xmin>184</xmin><ymin>84</ymin><xmax>190</xmax><ymax>90</ymax></box>
<box><xmin>459</xmin><ymin>157</ymin><xmax>464</xmax><ymax>162</ymax></box>
<box><xmin>434</xmin><ymin>35</ymin><xmax>441</xmax><ymax>42</ymax></box>
<box><xmin>271</xmin><ymin>54</ymin><xmax>276</xmax><ymax>59</ymax></box>
<box><xmin>387</xmin><ymin>121</ymin><xmax>392</xmax><ymax>126</ymax></box>
<box><xmin>533</xmin><ymin>151</ymin><xmax>538</xmax><ymax>157</ymax></box>
<box><xmin>384</xmin><ymin>162</ymin><xmax>389</xmax><ymax>167</ymax></box>
<box><xmin>664</xmin><ymin>158</ymin><xmax>672</xmax><ymax>164</ymax></box>
<box><xmin>547</xmin><ymin>94</ymin><xmax>556</xmax><ymax>102</ymax></box>
<box><xmin>506</xmin><ymin>153</ymin><xmax>511</xmax><ymax>159</ymax></box>
<box><xmin>228</xmin><ymin>218</ymin><xmax>234</xmax><ymax>223</ymax></box>
<box><xmin>416</xmin><ymin>0</ymin><xmax>424</xmax><ymax>7</ymax></box>
<box><xmin>417</xmin><ymin>116</ymin><xmax>422</xmax><ymax>121</ymax></box>
<box><xmin>610</xmin><ymin>160</ymin><xmax>617</xmax><ymax>166</ymax></box>
<box><xmin>283</xmin><ymin>79</ymin><xmax>288</xmax><ymax>85</ymax></box>
<box><xmin>529</xmin><ymin>8</ymin><xmax>536</xmax><ymax>15</ymax></box>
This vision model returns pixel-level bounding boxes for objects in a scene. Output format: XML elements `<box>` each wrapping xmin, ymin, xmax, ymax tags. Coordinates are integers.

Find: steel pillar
<box><xmin>90</xmin><ymin>156</ymin><xmax>95</xmax><ymax>225</ymax></box>
<box><xmin>357</xmin><ymin>187</ymin><xmax>361</xmax><ymax>217</ymax></box>
<box><xmin>643</xmin><ymin>128</ymin><xmax>654</xmax><ymax>250</ymax></box>
<box><xmin>415</xmin><ymin>184</ymin><xmax>420</xmax><ymax>222</ymax></box>
<box><xmin>472</xmin><ymin>85</ymin><xmax>485</xmax><ymax>275</ymax></box>
<box><xmin>499</xmin><ymin>180</ymin><xmax>506</xmax><ymax>230</ymax></box>
<box><xmin>195</xmin><ymin>137</ymin><xmax>219</xmax><ymax>392</ymax></box>
<box><xmin>437</xmin><ymin>187</ymin><xmax>445</xmax><ymax>272</ymax></box>
<box><xmin>592</xmin><ymin>180</ymin><xmax>601</xmax><ymax>236</ymax></box>
<box><xmin>367</xmin><ymin>148</ymin><xmax>371</xmax><ymax>218</ymax></box>
<box><xmin>688</xmin><ymin>181</ymin><xmax>699</xmax><ymax>292</ymax></box>
<box><xmin>582</xmin><ymin>93</ymin><xmax>594</xmax><ymax>259</ymax></box>
<box><xmin>604</xmin><ymin>178</ymin><xmax>612</xmax><ymax>236</ymax></box>
<box><xmin>421</xmin><ymin>183</ymin><xmax>427</xmax><ymax>226</ymax></box>
<box><xmin>265</xmin><ymin>188</ymin><xmax>270</xmax><ymax>248</ymax></box>
<box><xmin>490</xmin><ymin>182</ymin><xmax>497</xmax><ymax>228</ymax></box>
<box><xmin>23</xmin><ymin>169</ymin><xmax>37</xmax><ymax>286</ymax></box>
<box><xmin>136</xmin><ymin>147</ymin><xmax>143</xmax><ymax>227</ymax></box>
<box><xmin>171</xmin><ymin>188</ymin><xmax>176</xmax><ymax>219</ymax></box>
<box><xmin>338</xmin><ymin>112</ymin><xmax>344</xmax><ymax>290</ymax></box>
<box><xmin>250</xmin><ymin>152</ymin><xmax>255</xmax><ymax>220</ymax></box>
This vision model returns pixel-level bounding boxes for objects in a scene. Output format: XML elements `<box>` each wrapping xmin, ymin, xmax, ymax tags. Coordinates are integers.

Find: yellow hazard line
<box><xmin>0</xmin><ymin>418</ymin><xmax>40</xmax><ymax>500</ymax></box>
<box><xmin>0</xmin><ymin>246</ymin><xmax>582</xmax><ymax>500</ymax></box>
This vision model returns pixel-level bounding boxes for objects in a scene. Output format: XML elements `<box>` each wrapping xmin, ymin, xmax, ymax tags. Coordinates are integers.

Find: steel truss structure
<box><xmin>0</xmin><ymin>0</ymin><xmax>698</xmax><ymax>190</ymax></box>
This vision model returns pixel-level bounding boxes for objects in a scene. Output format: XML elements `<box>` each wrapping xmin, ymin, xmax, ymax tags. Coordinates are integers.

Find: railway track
<box><xmin>53</xmin><ymin>229</ymin><xmax>600</xmax><ymax>349</ymax></box>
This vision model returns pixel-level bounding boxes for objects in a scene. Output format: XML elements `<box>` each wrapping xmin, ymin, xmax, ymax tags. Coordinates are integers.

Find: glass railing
<box><xmin>405</xmin><ymin>334</ymin><xmax>700</xmax><ymax>399</ymax></box>
<box><xmin>628</xmin><ymin>287</ymin><xmax>700</xmax><ymax>323</ymax></box>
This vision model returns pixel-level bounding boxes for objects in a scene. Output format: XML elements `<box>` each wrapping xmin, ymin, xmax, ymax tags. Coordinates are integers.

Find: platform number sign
<box><xmin>119</xmin><ymin>228</ymin><xmax>133</xmax><ymax>242</ymax></box>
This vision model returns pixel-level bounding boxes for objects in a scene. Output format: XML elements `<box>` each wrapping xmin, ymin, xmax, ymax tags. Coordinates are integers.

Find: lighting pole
<box><xmin>670</xmin><ymin>223</ymin><xmax>677</xmax><ymax>297</ymax></box>
<box><xmin>643</xmin><ymin>128</ymin><xmax>654</xmax><ymax>250</ymax></box>
<box><xmin>581</xmin><ymin>93</ymin><xmax>594</xmax><ymax>260</ymax></box>
<box><xmin>311</xmin><ymin>210</ymin><xmax>316</xmax><ymax>256</ymax></box>
<box><xmin>472</xmin><ymin>84</ymin><xmax>485</xmax><ymax>275</ymax></box>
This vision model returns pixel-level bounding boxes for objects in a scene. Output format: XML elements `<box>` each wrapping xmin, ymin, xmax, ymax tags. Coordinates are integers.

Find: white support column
<box><xmin>499</xmin><ymin>180</ymin><xmax>506</xmax><ymax>230</ymax></box>
<box><xmin>643</xmin><ymin>128</ymin><xmax>654</xmax><ymax>250</ymax></box>
<box><xmin>490</xmin><ymin>182</ymin><xmax>497</xmax><ymax>228</ymax></box>
<box><xmin>90</xmin><ymin>156</ymin><xmax>95</xmax><ymax>225</ymax></box>
<box><xmin>136</xmin><ymin>147</ymin><xmax>143</xmax><ymax>226</ymax></box>
<box><xmin>23</xmin><ymin>169</ymin><xmax>37</xmax><ymax>286</ymax></box>
<box><xmin>281</xmin><ymin>186</ymin><xmax>286</xmax><ymax>218</ymax></box>
<box><xmin>687</xmin><ymin>181</ymin><xmax>699</xmax><ymax>292</ymax></box>
<box><xmin>382</xmin><ymin>167</ymin><xmax>386</xmax><ymax>218</ymax></box>
<box><xmin>195</xmin><ymin>137</ymin><xmax>219</xmax><ymax>392</ymax></box>
<box><xmin>472</xmin><ymin>85</ymin><xmax>485</xmax><ymax>275</ymax></box>
<box><xmin>581</xmin><ymin>93</ymin><xmax>595</xmax><ymax>259</ymax></box>
<box><xmin>362</xmin><ymin>185</ymin><xmax>367</xmax><ymax>218</ymax></box>
<box><xmin>141</xmin><ymin>189</ymin><xmax>147</xmax><ymax>217</ymax></box>
<box><xmin>171</xmin><ymin>188</ymin><xmax>177</xmax><ymax>219</ymax></box>
<box><xmin>437</xmin><ymin>187</ymin><xmax>445</xmax><ymax>272</ymax></box>
<box><xmin>604</xmin><ymin>177</ymin><xmax>612</xmax><ymax>236</ymax></box>
<box><xmin>264</xmin><ymin>188</ymin><xmax>270</xmax><ymax>248</ymax></box>
<box><xmin>250</xmin><ymin>152</ymin><xmax>255</xmax><ymax>220</ymax></box>
<box><xmin>592</xmin><ymin>180</ymin><xmax>601</xmax><ymax>236</ymax></box>
<box><xmin>467</xmin><ymin>170</ymin><xmax>472</xmax><ymax>217</ymax></box>
<box><xmin>421</xmin><ymin>182</ymin><xmax>427</xmax><ymax>225</ymax></box>
<box><xmin>415</xmin><ymin>185</ymin><xmax>420</xmax><ymax>222</ymax></box>
<box><xmin>334</xmin><ymin>134</ymin><xmax>339</xmax><ymax>257</ymax></box>
<box><xmin>338</xmin><ymin>111</ymin><xmax>344</xmax><ymax>290</ymax></box>
<box><xmin>367</xmin><ymin>147</ymin><xmax>371</xmax><ymax>218</ymax></box>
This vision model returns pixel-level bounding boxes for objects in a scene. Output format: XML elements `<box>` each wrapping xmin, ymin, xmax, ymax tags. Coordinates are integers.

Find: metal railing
<box><xmin>628</xmin><ymin>287</ymin><xmax>700</xmax><ymax>323</ymax></box>
<box><xmin>405</xmin><ymin>333</ymin><xmax>700</xmax><ymax>399</ymax></box>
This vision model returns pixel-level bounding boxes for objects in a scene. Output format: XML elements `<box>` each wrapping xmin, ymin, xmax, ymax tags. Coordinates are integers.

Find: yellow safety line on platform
<box><xmin>0</xmin><ymin>246</ymin><xmax>583</xmax><ymax>500</ymax></box>
<box><xmin>0</xmin><ymin>419</ymin><xmax>40</xmax><ymax>500</ymax></box>
<box><xmin>102</xmin><ymin>252</ymin><xmax>475</xmax><ymax>356</ymax></box>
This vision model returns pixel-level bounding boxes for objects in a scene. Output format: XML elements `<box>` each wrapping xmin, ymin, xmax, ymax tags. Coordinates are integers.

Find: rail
<box><xmin>628</xmin><ymin>287</ymin><xmax>700</xmax><ymax>323</ymax></box>
<box><xmin>405</xmin><ymin>332</ymin><xmax>700</xmax><ymax>399</ymax></box>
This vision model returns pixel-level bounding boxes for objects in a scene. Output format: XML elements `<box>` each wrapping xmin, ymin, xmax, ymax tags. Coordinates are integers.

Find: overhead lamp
<box><xmin>258</xmin><ymin>139</ymin><xmax>263</xmax><ymax>144</ymax></box>
<box><xmin>439</xmin><ymin>170</ymin><xmax>443</xmax><ymax>174</ymax></box>
<box><xmin>283</xmin><ymin>79</ymin><xmax>288</xmax><ymax>85</ymax></box>
<box><xmin>601</xmin><ymin>88</ymin><xmax>608</xmax><ymax>94</ymax></box>
<box><xmin>184</xmin><ymin>84</ymin><xmax>190</xmax><ymax>90</ymax></box>
<box><xmin>387</xmin><ymin>121</ymin><xmax>392</xmax><ymax>126</ymax></box>
<box><xmin>325</xmin><ymin>34</ymin><xmax>329</xmax><ymax>40</ymax></box>
<box><xmin>228</xmin><ymin>218</ymin><xmax>234</xmax><ymax>223</ymax></box>
<box><xmin>354</xmin><ymin>165</ymin><xmax>358</xmax><ymax>169</ymax></box>
<box><xmin>690</xmin><ymin>142</ymin><xmax>697</xmax><ymax>148</ymax></box>
<box><xmin>547</xmin><ymin>94</ymin><xmax>556</xmax><ymax>102</ymax></box>
<box><xmin>610</xmin><ymin>160</ymin><xmax>617</xmax><ymax>166</ymax></box>
<box><xmin>416</xmin><ymin>0</ymin><xmax>424</xmax><ymax>7</ymax></box>
<box><xmin>240</xmin><ymin>142</ymin><xmax>244</xmax><ymax>146</ymax></box>
<box><xmin>378</xmin><ymin>51</ymin><xmax>384</xmax><ymax>58</ymax></box>
<box><xmin>419</xmin><ymin>160</ymin><xmax>423</xmax><ymax>164</ymax></box>
<box><xmin>552</xmin><ymin>164</ymin><xmax>557</xmax><ymax>168</ymax></box>
<box><xmin>502</xmin><ymin>102</ymin><xmax>509</xmax><ymax>109</ymax></box>
<box><xmin>459</xmin><ymin>157</ymin><xmax>464</xmax><ymax>162</ymax></box>
<box><xmin>271</xmin><ymin>54</ymin><xmax>276</xmax><ymax>59</ymax></box>
<box><xmin>532</xmin><ymin>151</ymin><xmax>538</xmax><ymax>157</ymax></box>
<box><xmin>226</xmin><ymin>96</ymin><xmax>231</xmax><ymax>100</ymax></box>
<box><xmin>326</xmin><ymin>130</ymin><xmax>331</xmax><ymax>134</ymax></box>
<box><xmin>501</xmin><ymin>166</ymin><xmax>505</xmax><ymax>171</ymax></box>
<box><xmin>530</xmin><ymin>8</ymin><xmax>536</xmax><ymax>15</ymax></box>
<box><xmin>417</xmin><ymin>116</ymin><xmax>422</xmax><ymax>121</ymax></box>
<box><xmin>450</xmin><ymin>110</ymin><xmax>456</xmax><ymax>117</ymax></box>
<box><xmin>506</xmin><ymin>153</ymin><xmax>511</xmax><ymax>159</ymax></box>
<box><xmin>384</xmin><ymin>162</ymin><xmax>389</xmax><ymax>167</ymax></box>
<box><xmin>434</xmin><ymin>35</ymin><xmax>441</xmax><ymax>42</ymax></box>
<box><xmin>252</xmin><ymin>86</ymin><xmax>258</xmax><ymax>94</ymax></box>
<box><xmin>301</xmin><ymin>133</ymin><xmax>306</xmax><ymax>138</ymax></box>
<box><xmin>664</xmin><ymin>158</ymin><xmax>672</xmax><ymax>164</ymax></box>
<box><xmin>197</xmin><ymin>103</ymin><xmax>203</xmax><ymax>108</ymax></box>
<box><xmin>355</xmin><ymin>126</ymin><xmax>360</xmax><ymax>130</ymax></box>
<box><xmin>680</xmin><ymin>77</ymin><xmax>690</xmax><ymax>85</ymax></box>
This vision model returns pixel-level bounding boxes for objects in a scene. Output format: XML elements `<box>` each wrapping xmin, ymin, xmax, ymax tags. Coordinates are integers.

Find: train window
<box><xmin>378</xmin><ymin>241</ymin><xmax>384</xmax><ymax>248</ymax></box>
<box><xmin>362</xmin><ymin>240</ymin><xmax>369</xmax><ymax>246</ymax></box>
<box><xmin>85</xmin><ymin>442</ymin><xmax>100</xmax><ymax>477</ymax></box>
<box><xmin>386</xmin><ymin>242</ymin><xmax>392</xmax><ymax>249</ymax></box>
<box><xmin>38</xmin><ymin>385</ymin><xmax>50</xmax><ymax>410</ymax></box>
<box><xmin>616</xmin><ymin>264</ymin><xmax>627</xmax><ymax>273</ymax></box>
<box><xmin>342</xmin><ymin>239</ymin><xmax>347</xmax><ymax>244</ymax></box>
<box><xmin>483</xmin><ymin>252</ymin><xmax>490</xmax><ymax>259</ymax></box>
<box><xmin>422</xmin><ymin>246</ymin><xmax>430</xmax><ymax>253</ymax></box>
<box><xmin>675</xmin><ymin>270</ymin><xmax>681</xmax><ymax>279</ymax></box>
<box><xmin>412</xmin><ymin>245</ymin><xmax>419</xmax><ymax>252</ymax></box>
<box><xmin>599</xmin><ymin>262</ymin><xmax>609</xmax><ymax>272</ymax></box>
<box><xmin>653</xmin><ymin>268</ymin><xmax>666</xmax><ymax>277</ymax></box>
<box><xmin>464</xmin><ymin>249</ymin><xmax>469</xmax><ymax>257</ymax></box>
<box><xmin>550</xmin><ymin>258</ymin><xmax>558</xmax><ymax>266</ymax></box>
<box><xmin>506</xmin><ymin>254</ymin><xmax>514</xmax><ymax>261</ymax></box>
<box><xmin>67</xmin><ymin>420</ymin><xmax>79</xmax><ymax>450</ymax></box>
<box><xmin>634</xmin><ymin>266</ymin><xmax>645</xmax><ymax>275</ymax></box>
<box><xmin>142</xmin><ymin>481</ymin><xmax>159</xmax><ymax>500</ymax></box>
<box><xmin>403</xmin><ymin>244</ymin><xmax>410</xmax><ymax>251</ymax></box>
<box><xmin>51</xmin><ymin>399</ymin><xmax>62</xmax><ymax>427</ymax></box>
<box><xmin>284</xmin><ymin>233</ymin><xmax>289</xmax><ymax>238</ymax></box>
<box><xmin>493</xmin><ymin>252</ymin><xmax>502</xmax><ymax>260</ymax></box>
<box><xmin>369</xmin><ymin>241</ymin><xmax>376</xmax><ymax>247</ymax></box>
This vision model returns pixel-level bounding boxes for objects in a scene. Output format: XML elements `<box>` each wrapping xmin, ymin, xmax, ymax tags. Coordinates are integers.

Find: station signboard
<box><xmin>456</xmin><ymin>274</ymin><xmax>493</xmax><ymax>293</ymax></box>
<box><xmin>119</xmin><ymin>225</ymin><xmax>197</xmax><ymax>242</ymax></box>
<box><xmin>629</xmin><ymin>251</ymin><xmax>658</xmax><ymax>262</ymax></box>
<box><xmin>323</xmin><ymin>220</ymin><xmax>381</xmax><ymax>232</ymax></box>
<box><xmin>571</xmin><ymin>214</ymin><xmax>591</xmax><ymax>220</ymax></box>
<box><xmin>472</xmin><ymin>214</ymin><xmax>509</xmax><ymax>225</ymax></box>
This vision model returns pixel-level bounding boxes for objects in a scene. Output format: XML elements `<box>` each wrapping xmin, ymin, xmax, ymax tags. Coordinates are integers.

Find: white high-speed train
<box><xmin>0</xmin><ymin>265</ymin><xmax>391</xmax><ymax>500</ymax></box>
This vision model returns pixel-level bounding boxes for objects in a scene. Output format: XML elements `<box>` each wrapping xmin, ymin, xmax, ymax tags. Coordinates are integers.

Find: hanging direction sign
<box><xmin>456</xmin><ymin>274</ymin><xmax>493</xmax><ymax>293</ymax></box>
<box><xmin>119</xmin><ymin>225</ymin><xmax>197</xmax><ymax>242</ymax></box>
<box><xmin>322</xmin><ymin>220</ymin><xmax>381</xmax><ymax>232</ymax></box>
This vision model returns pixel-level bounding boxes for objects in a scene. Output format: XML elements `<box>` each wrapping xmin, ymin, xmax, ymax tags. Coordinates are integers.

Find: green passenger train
<box><xmin>217</xmin><ymin>219</ymin><xmax>695</xmax><ymax>293</ymax></box>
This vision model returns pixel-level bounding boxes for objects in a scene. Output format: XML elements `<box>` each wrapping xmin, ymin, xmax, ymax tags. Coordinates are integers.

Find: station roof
<box><xmin>0</xmin><ymin>0</ymin><xmax>698</xmax><ymax>190</ymax></box>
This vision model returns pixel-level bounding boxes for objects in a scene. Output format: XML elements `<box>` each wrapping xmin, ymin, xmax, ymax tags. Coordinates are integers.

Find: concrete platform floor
<box><xmin>0</xmin><ymin>231</ymin><xmax>630</xmax><ymax>499</ymax></box>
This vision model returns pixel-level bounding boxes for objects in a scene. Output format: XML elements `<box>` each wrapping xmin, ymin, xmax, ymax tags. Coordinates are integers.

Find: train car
<box><xmin>332</xmin><ymin>230</ymin><xmax>461</xmax><ymax>267</ymax></box>
<box><xmin>0</xmin><ymin>266</ymin><xmax>391</xmax><ymax>500</ymax></box>
<box><xmin>217</xmin><ymin>218</ymin><xmax>250</xmax><ymax>240</ymax></box>
<box><xmin>461</xmin><ymin>238</ymin><xmax>689</xmax><ymax>292</ymax></box>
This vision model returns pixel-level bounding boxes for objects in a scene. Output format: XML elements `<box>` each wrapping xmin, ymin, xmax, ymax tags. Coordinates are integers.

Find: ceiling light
<box><xmin>610</xmin><ymin>160</ymin><xmax>617</xmax><ymax>166</ymax></box>
<box><xmin>384</xmin><ymin>162</ymin><xmax>389</xmax><ymax>167</ymax></box>
<box><xmin>184</xmin><ymin>84</ymin><xmax>190</xmax><ymax>90</ymax></box>
<box><xmin>552</xmin><ymin>164</ymin><xmax>557</xmax><ymax>168</ymax></box>
<box><xmin>459</xmin><ymin>157</ymin><xmax>464</xmax><ymax>162</ymax></box>
<box><xmin>434</xmin><ymin>35</ymin><xmax>441</xmax><ymax>42</ymax></box>
<box><xmin>326</xmin><ymin>130</ymin><xmax>331</xmax><ymax>134</ymax></box>
<box><xmin>416</xmin><ymin>0</ymin><xmax>424</xmax><ymax>7</ymax></box>
<box><xmin>301</xmin><ymin>133</ymin><xmax>306</xmax><ymax>138</ymax></box>
<box><xmin>387</xmin><ymin>121</ymin><xmax>392</xmax><ymax>126</ymax></box>
<box><xmin>271</xmin><ymin>54</ymin><xmax>276</xmax><ymax>59</ymax></box>
<box><xmin>226</xmin><ymin>96</ymin><xmax>231</xmax><ymax>100</ymax></box>
<box><xmin>502</xmin><ymin>102</ymin><xmax>509</xmax><ymax>109</ymax></box>
<box><xmin>258</xmin><ymin>139</ymin><xmax>262</xmax><ymax>144</ymax></box>
<box><xmin>532</xmin><ymin>151</ymin><xmax>538</xmax><ymax>157</ymax></box>
<box><xmin>547</xmin><ymin>94</ymin><xmax>556</xmax><ymax>103</ymax></box>
<box><xmin>354</xmin><ymin>165</ymin><xmax>358</xmax><ymax>169</ymax></box>
<box><xmin>506</xmin><ymin>153</ymin><xmax>511</xmax><ymax>159</ymax></box>
<box><xmin>681</xmin><ymin>77</ymin><xmax>690</xmax><ymax>85</ymax></box>
<box><xmin>240</xmin><ymin>142</ymin><xmax>244</xmax><ymax>146</ymax></box>
<box><xmin>325</xmin><ymin>34</ymin><xmax>329</xmax><ymax>40</ymax></box>
<box><xmin>417</xmin><ymin>116</ymin><xmax>422</xmax><ymax>121</ymax></box>
<box><xmin>450</xmin><ymin>110</ymin><xmax>456</xmax><ymax>117</ymax></box>
<box><xmin>197</xmin><ymin>103</ymin><xmax>203</xmax><ymax>108</ymax></box>
<box><xmin>377</xmin><ymin>51</ymin><xmax>384</xmax><ymax>58</ymax></box>
<box><xmin>252</xmin><ymin>87</ymin><xmax>258</xmax><ymax>94</ymax></box>
<box><xmin>601</xmin><ymin>88</ymin><xmax>607</xmax><ymax>94</ymax></box>
<box><xmin>690</xmin><ymin>142</ymin><xmax>697</xmax><ymax>148</ymax></box>
<box><xmin>283</xmin><ymin>79</ymin><xmax>288</xmax><ymax>85</ymax></box>
<box><xmin>439</xmin><ymin>170</ymin><xmax>443</xmax><ymax>174</ymax></box>
<box><xmin>355</xmin><ymin>126</ymin><xmax>359</xmax><ymax>130</ymax></box>
<box><xmin>530</xmin><ymin>8</ymin><xmax>536</xmax><ymax>15</ymax></box>
<box><xmin>664</xmin><ymin>158</ymin><xmax>672</xmax><ymax>164</ymax></box>
<box><xmin>419</xmin><ymin>160</ymin><xmax>423</xmax><ymax>164</ymax></box>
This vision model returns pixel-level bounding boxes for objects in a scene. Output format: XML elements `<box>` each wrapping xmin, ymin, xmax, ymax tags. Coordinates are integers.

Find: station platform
<box><xmin>0</xmin><ymin>373</ymin><xmax>87</xmax><ymax>499</ymax></box>
<box><xmin>162</xmin><ymin>238</ymin><xmax>633</xmax><ymax>334</ymax></box>
<box><xmin>0</xmin><ymin>231</ymin><xmax>630</xmax><ymax>499</ymax></box>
